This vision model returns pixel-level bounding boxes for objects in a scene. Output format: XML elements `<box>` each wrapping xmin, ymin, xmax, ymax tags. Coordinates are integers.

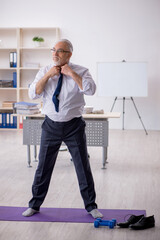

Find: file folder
<box><xmin>10</xmin><ymin>52</ymin><xmax>17</xmax><ymax>68</ymax></box>
<box><xmin>13</xmin><ymin>72</ymin><xmax>17</xmax><ymax>88</ymax></box>
<box><xmin>0</xmin><ymin>114</ymin><xmax>2</xmax><ymax>128</ymax></box>
<box><xmin>13</xmin><ymin>116</ymin><xmax>17</xmax><ymax>128</ymax></box>
<box><xmin>10</xmin><ymin>52</ymin><xmax>14</xmax><ymax>68</ymax></box>
<box><xmin>13</xmin><ymin>52</ymin><xmax>17</xmax><ymax>67</ymax></box>
<box><xmin>2</xmin><ymin>113</ymin><xmax>7</xmax><ymax>128</ymax></box>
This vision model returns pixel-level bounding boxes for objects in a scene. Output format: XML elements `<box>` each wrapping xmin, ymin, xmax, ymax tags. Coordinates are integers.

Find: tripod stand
<box><xmin>110</xmin><ymin>97</ymin><xmax>148</xmax><ymax>135</ymax></box>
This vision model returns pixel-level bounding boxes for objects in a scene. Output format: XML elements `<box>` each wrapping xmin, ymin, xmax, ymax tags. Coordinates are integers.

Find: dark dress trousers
<box><xmin>29</xmin><ymin>115</ymin><xmax>97</xmax><ymax>212</ymax></box>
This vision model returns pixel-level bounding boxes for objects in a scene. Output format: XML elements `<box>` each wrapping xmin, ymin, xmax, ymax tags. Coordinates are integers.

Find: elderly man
<box><xmin>22</xmin><ymin>39</ymin><xmax>103</xmax><ymax>219</ymax></box>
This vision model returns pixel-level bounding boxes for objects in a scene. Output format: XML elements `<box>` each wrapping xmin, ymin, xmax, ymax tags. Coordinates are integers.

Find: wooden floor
<box><xmin>0</xmin><ymin>129</ymin><xmax>160</xmax><ymax>240</ymax></box>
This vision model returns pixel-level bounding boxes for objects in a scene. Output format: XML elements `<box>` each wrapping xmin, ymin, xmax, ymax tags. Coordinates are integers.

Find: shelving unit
<box><xmin>0</xmin><ymin>27</ymin><xmax>60</xmax><ymax>129</ymax></box>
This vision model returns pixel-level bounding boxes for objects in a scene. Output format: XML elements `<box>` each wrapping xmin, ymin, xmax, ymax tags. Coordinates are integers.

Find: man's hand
<box><xmin>61</xmin><ymin>64</ymin><xmax>73</xmax><ymax>76</ymax></box>
<box><xmin>61</xmin><ymin>64</ymin><xmax>83</xmax><ymax>90</ymax></box>
<box><xmin>35</xmin><ymin>66</ymin><xmax>61</xmax><ymax>95</ymax></box>
<box><xmin>48</xmin><ymin>66</ymin><xmax>61</xmax><ymax>78</ymax></box>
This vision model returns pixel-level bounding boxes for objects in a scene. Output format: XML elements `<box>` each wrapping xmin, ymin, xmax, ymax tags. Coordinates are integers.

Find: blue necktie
<box><xmin>52</xmin><ymin>73</ymin><xmax>63</xmax><ymax>112</ymax></box>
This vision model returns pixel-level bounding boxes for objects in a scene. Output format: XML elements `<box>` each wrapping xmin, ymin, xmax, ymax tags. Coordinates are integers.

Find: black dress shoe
<box><xmin>117</xmin><ymin>214</ymin><xmax>144</xmax><ymax>228</ymax></box>
<box><xmin>130</xmin><ymin>215</ymin><xmax>155</xmax><ymax>230</ymax></box>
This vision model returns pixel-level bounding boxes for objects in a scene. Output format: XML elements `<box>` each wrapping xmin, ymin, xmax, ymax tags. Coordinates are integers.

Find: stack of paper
<box><xmin>0</xmin><ymin>80</ymin><xmax>13</xmax><ymax>88</ymax></box>
<box><xmin>14</xmin><ymin>102</ymin><xmax>40</xmax><ymax>115</ymax></box>
<box><xmin>2</xmin><ymin>101</ymin><xmax>16</xmax><ymax>108</ymax></box>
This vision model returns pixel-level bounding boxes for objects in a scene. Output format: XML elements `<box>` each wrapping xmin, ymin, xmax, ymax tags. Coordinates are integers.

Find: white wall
<box><xmin>1</xmin><ymin>0</ymin><xmax>160</xmax><ymax>130</ymax></box>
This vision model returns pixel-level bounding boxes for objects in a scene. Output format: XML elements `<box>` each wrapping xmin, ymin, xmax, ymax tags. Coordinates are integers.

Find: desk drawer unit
<box><xmin>23</xmin><ymin>118</ymin><xmax>108</xmax><ymax>147</ymax></box>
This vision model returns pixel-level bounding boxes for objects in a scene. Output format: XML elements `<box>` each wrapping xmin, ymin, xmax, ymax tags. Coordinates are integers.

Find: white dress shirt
<box><xmin>29</xmin><ymin>62</ymin><xmax>96</xmax><ymax>122</ymax></box>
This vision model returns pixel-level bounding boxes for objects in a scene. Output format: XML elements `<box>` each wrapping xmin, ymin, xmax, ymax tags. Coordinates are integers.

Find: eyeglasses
<box><xmin>50</xmin><ymin>48</ymin><xmax>70</xmax><ymax>54</ymax></box>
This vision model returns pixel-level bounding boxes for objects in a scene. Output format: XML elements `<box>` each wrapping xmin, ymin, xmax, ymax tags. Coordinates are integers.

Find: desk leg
<box><xmin>27</xmin><ymin>145</ymin><xmax>32</xmax><ymax>168</ymax></box>
<box><xmin>34</xmin><ymin>145</ymin><xmax>38</xmax><ymax>162</ymax></box>
<box><xmin>102</xmin><ymin>147</ymin><xmax>108</xmax><ymax>169</ymax></box>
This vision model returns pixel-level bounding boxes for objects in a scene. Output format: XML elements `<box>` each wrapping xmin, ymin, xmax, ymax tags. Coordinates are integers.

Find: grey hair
<box><xmin>54</xmin><ymin>39</ymin><xmax>73</xmax><ymax>52</ymax></box>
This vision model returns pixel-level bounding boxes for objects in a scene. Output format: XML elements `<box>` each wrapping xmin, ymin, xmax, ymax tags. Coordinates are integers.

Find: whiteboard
<box><xmin>97</xmin><ymin>62</ymin><xmax>148</xmax><ymax>97</ymax></box>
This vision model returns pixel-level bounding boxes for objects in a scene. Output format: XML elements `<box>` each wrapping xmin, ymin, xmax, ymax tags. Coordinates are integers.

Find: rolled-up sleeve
<box><xmin>28</xmin><ymin>68</ymin><xmax>45</xmax><ymax>100</ymax></box>
<box><xmin>80</xmin><ymin>70</ymin><xmax>96</xmax><ymax>95</ymax></box>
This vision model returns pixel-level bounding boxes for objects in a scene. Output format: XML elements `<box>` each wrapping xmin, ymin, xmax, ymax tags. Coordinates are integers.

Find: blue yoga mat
<box><xmin>0</xmin><ymin>206</ymin><xmax>146</xmax><ymax>223</ymax></box>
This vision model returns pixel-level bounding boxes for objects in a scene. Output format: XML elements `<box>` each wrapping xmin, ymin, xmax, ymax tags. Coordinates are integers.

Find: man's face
<box><xmin>52</xmin><ymin>42</ymin><xmax>72</xmax><ymax>66</ymax></box>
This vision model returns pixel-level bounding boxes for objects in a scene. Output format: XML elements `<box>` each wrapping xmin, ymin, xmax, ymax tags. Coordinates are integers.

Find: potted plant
<box><xmin>32</xmin><ymin>36</ymin><xmax>44</xmax><ymax>47</ymax></box>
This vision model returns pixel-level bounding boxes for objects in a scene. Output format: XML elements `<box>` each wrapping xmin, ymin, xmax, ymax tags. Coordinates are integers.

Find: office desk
<box><xmin>23</xmin><ymin>113</ymin><xmax>120</xmax><ymax>169</ymax></box>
